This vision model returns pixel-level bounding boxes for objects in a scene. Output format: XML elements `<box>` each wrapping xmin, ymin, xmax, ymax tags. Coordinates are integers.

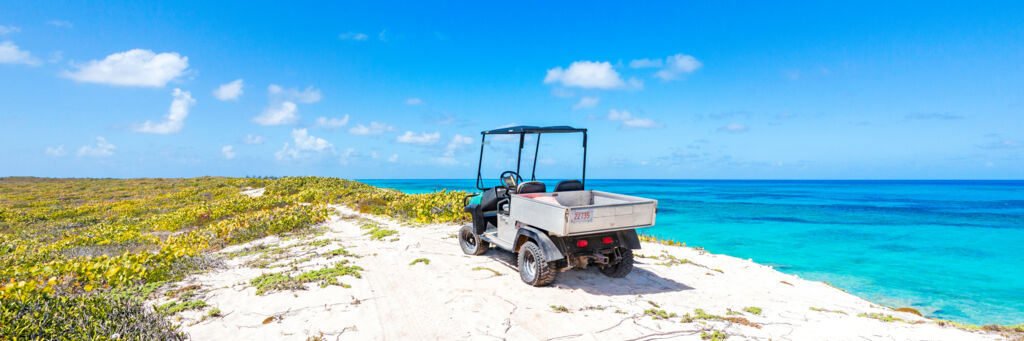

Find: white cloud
<box><xmin>349</xmin><ymin>121</ymin><xmax>394</xmax><ymax>135</ymax></box>
<box><xmin>396</xmin><ymin>131</ymin><xmax>441</xmax><ymax>145</ymax></box>
<box><xmin>433</xmin><ymin>134</ymin><xmax>473</xmax><ymax>165</ymax></box>
<box><xmin>0</xmin><ymin>40</ymin><xmax>41</xmax><ymax>66</ymax></box>
<box><xmin>315</xmin><ymin>115</ymin><xmax>350</xmax><ymax>129</ymax></box>
<box><xmin>46</xmin><ymin>20</ymin><xmax>73</xmax><ymax>28</ymax></box>
<box><xmin>544</xmin><ymin>61</ymin><xmax>625</xmax><ymax>89</ymax></box>
<box><xmin>0</xmin><ymin>25</ymin><xmax>20</xmax><ymax>35</ymax></box>
<box><xmin>338</xmin><ymin>148</ymin><xmax>359</xmax><ymax>165</ymax></box>
<box><xmin>654</xmin><ymin>53</ymin><xmax>702</xmax><ymax>81</ymax></box>
<box><xmin>607</xmin><ymin>109</ymin><xmax>661</xmax><ymax>129</ymax></box>
<box><xmin>378</xmin><ymin>30</ymin><xmax>387</xmax><ymax>42</ymax></box>
<box><xmin>213</xmin><ymin>79</ymin><xmax>244</xmax><ymax>101</ymax></box>
<box><xmin>339</xmin><ymin>32</ymin><xmax>368</xmax><ymax>41</ymax></box>
<box><xmin>387</xmin><ymin>154</ymin><xmax>398</xmax><ymax>162</ymax></box>
<box><xmin>45</xmin><ymin>145</ymin><xmax>65</xmax><ymax>157</ymax></box>
<box><xmin>268</xmin><ymin>84</ymin><xmax>321</xmax><ymax>103</ymax></box>
<box><xmin>629</xmin><ymin>58</ymin><xmax>662</xmax><ymax>69</ymax></box>
<box><xmin>221</xmin><ymin>145</ymin><xmax>236</xmax><ymax>159</ymax></box>
<box><xmin>135</xmin><ymin>88</ymin><xmax>195</xmax><ymax>134</ymax></box>
<box><xmin>718</xmin><ymin>122</ymin><xmax>748</xmax><ymax>133</ymax></box>
<box><xmin>62</xmin><ymin>49</ymin><xmax>188</xmax><ymax>87</ymax></box>
<box><xmin>572</xmin><ymin>96</ymin><xmax>600</xmax><ymax>110</ymax></box>
<box><xmin>275</xmin><ymin>128</ymin><xmax>334</xmax><ymax>160</ymax></box>
<box><xmin>77</xmin><ymin>137</ymin><xmax>115</xmax><ymax>157</ymax></box>
<box><xmin>405</xmin><ymin>98</ymin><xmax>424</xmax><ymax>105</ymax></box>
<box><xmin>243</xmin><ymin>134</ymin><xmax>265</xmax><ymax>144</ymax></box>
<box><xmin>253</xmin><ymin>101</ymin><xmax>298</xmax><ymax>126</ymax></box>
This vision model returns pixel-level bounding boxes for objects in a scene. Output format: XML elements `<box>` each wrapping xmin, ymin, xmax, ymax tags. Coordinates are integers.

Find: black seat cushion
<box><xmin>479</xmin><ymin>187</ymin><xmax>500</xmax><ymax>211</ymax></box>
<box><xmin>516</xmin><ymin>181</ymin><xmax>546</xmax><ymax>194</ymax></box>
<box><xmin>554</xmin><ymin>180</ymin><xmax>583</xmax><ymax>192</ymax></box>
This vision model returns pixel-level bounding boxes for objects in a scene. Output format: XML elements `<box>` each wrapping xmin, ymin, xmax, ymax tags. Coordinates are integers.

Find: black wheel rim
<box><xmin>462</xmin><ymin>229</ymin><xmax>476</xmax><ymax>248</ymax></box>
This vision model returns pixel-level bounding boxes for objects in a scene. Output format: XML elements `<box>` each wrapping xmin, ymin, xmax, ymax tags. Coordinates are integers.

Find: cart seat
<box><xmin>517</xmin><ymin>181</ymin><xmax>546</xmax><ymax>194</ymax></box>
<box><xmin>554</xmin><ymin>180</ymin><xmax>583</xmax><ymax>192</ymax></box>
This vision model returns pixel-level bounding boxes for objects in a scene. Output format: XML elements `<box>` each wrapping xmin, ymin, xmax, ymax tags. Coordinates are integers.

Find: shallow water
<box><xmin>359</xmin><ymin>179</ymin><xmax>1024</xmax><ymax>325</ymax></box>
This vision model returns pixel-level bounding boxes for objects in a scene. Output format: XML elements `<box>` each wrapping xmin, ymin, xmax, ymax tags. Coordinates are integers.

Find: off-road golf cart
<box><xmin>460</xmin><ymin>126</ymin><xmax>658</xmax><ymax>286</ymax></box>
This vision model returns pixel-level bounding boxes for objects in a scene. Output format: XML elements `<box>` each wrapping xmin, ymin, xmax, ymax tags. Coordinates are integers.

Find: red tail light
<box><xmin>576</xmin><ymin>240</ymin><xmax>588</xmax><ymax>247</ymax></box>
<box><xmin>602</xmin><ymin>237</ymin><xmax>614</xmax><ymax>244</ymax></box>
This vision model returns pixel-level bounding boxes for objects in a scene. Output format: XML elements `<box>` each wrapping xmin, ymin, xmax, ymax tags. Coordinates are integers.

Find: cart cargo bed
<box><xmin>510</xmin><ymin>190</ymin><xmax>657</xmax><ymax>237</ymax></box>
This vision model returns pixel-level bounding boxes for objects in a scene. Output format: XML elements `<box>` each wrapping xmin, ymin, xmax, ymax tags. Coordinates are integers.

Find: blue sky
<box><xmin>1</xmin><ymin>1</ymin><xmax>1022</xmax><ymax>179</ymax></box>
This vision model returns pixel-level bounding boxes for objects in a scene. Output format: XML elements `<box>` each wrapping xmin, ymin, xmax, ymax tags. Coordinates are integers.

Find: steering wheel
<box><xmin>499</xmin><ymin>171</ymin><xmax>522</xmax><ymax>192</ymax></box>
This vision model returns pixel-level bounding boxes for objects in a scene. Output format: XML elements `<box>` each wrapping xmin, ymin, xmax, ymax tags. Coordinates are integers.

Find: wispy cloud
<box><xmin>349</xmin><ymin>121</ymin><xmax>394</xmax><ymax>135</ymax></box>
<box><xmin>405</xmin><ymin>97</ymin><xmax>425</xmax><ymax>105</ymax></box>
<box><xmin>253</xmin><ymin>101</ymin><xmax>298</xmax><ymax>126</ymax></box>
<box><xmin>213</xmin><ymin>79</ymin><xmax>244</xmax><ymax>101</ymax></box>
<box><xmin>45</xmin><ymin>145</ymin><xmax>65</xmax><ymax>157</ymax></box>
<box><xmin>0</xmin><ymin>25</ymin><xmax>20</xmax><ymax>35</ymax></box>
<box><xmin>62</xmin><ymin>49</ymin><xmax>188</xmax><ymax>87</ymax></box>
<box><xmin>434</xmin><ymin>134</ymin><xmax>473</xmax><ymax>165</ymax></box>
<box><xmin>243</xmin><ymin>134</ymin><xmax>265</xmax><ymax>145</ymax></box>
<box><xmin>221</xmin><ymin>145</ymin><xmax>236</xmax><ymax>159</ymax></box>
<box><xmin>46</xmin><ymin>20</ymin><xmax>73</xmax><ymax>28</ymax></box>
<box><xmin>135</xmin><ymin>88</ymin><xmax>195</xmax><ymax>134</ymax></box>
<box><xmin>77</xmin><ymin>137</ymin><xmax>115</xmax><ymax>157</ymax></box>
<box><xmin>268</xmin><ymin>84</ymin><xmax>321</xmax><ymax>104</ymax></box>
<box><xmin>572</xmin><ymin>96</ymin><xmax>600</xmax><ymax>110</ymax></box>
<box><xmin>629</xmin><ymin>58</ymin><xmax>662</xmax><ymax>69</ymax></box>
<box><xmin>717</xmin><ymin>122</ymin><xmax>748</xmax><ymax>133</ymax></box>
<box><xmin>607</xmin><ymin>109</ymin><xmax>661</xmax><ymax>129</ymax></box>
<box><xmin>339</xmin><ymin>32</ymin><xmax>368</xmax><ymax>41</ymax></box>
<box><xmin>253</xmin><ymin>84</ymin><xmax>321</xmax><ymax>126</ymax></box>
<box><xmin>315</xmin><ymin>115</ymin><xmax>350</xmax><ymax>129</ymax></box>
<box><xmin>396</xmin><ymin>131</ymin><xmax>440</xmax><ymax>145</ymax></box>
<box><xmin>654</xmin><ymin>53</ymin><xmax>702</xmax><ymax>81</ymax></box>
<box><xmin>0</xmin><ymin>40</ymin><xmax>41</xmax><ymax>66</ymax></box>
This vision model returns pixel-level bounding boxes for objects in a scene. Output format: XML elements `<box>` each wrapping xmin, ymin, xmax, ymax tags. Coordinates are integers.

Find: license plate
<box><xmin>571</xmin><ymin>209</ymin><xmax>593</xmax><ymax>223</ymax></box>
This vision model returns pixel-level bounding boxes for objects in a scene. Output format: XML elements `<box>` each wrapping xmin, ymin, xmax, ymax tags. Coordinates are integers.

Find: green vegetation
<box><xmin>809</xmin><ymin>307</ymin><xmax>847</xmax><ymax>315</ymax></box>
<box><xmin>251</xmin><ymin>260</ymin><xmax>363</xmax><ymax>295</ymax></box>
<box><xmin>0</xmin><ymin>176</ymin><xmax>468</xmax><ymax>340</ymax></box>
<box><xmin>360</xmin><ymin>222</ymin><xmax>398</xmax><ymax>241</ymax></box>
<box><xmin>643</xmin><ymin>308</ymin><xmax>677</xmax><ymax>320</ymax></box>
<box><xmin>858</xmin><ymin>312</ymin><xmax>909</xmax><ymax>323</ymax></box>
<box><xmin>701</xmin><ymin>330</ymin><xmax>727</xmax><ymax>341</ymax></box>
<box><xmin>471</xmin><ymin>266</ymin><xmax>502</xmax><ymax>276</ymax></box>
<box><xmin>409</xmin><ymin>258</ymin><xmax>430</xmax><ymax>266</ymax></box>
<box><xmin>743</xmin><ymin>306</ymin><xmax>762</xmax><ymax>315</ymax></box>
<box><xmin>550</xmin><ymin>305</ymin><xmax>570</xmax><ymax>313</ymax></box>
<box><xmin>156</xmin><ymin>299</ymin><xmax>208</xmax><ymax>316</ymax></box>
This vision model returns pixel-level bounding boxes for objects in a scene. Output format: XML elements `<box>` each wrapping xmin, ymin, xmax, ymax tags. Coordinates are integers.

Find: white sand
<box><xmin>153</xmin><ymin>203</ymin><xmax>1004</xmax><ymax>340</ymax></box>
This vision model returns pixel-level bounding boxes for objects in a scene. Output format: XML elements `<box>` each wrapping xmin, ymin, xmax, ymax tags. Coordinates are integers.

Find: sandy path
<box><xmin>155</xmin><ymin>204</ymin><xmax>1004</xmax><ymax>341</ymax></box>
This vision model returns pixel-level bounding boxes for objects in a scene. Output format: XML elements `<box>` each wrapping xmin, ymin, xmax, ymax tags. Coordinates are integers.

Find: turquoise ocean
<box><xmin>359</xmin><ymin>179</ymin><xmax>1024</xmax><ymax>325</ymax></box>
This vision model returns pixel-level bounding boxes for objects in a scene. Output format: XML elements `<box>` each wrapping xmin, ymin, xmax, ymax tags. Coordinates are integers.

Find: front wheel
<box><xmin>459</xmin><ymin>225</ymin><xmax>489</xmax><ymax>255</ymax></box>
<box><xmin>600</xmin><ymin>248</ymin><xmax>634</xmax><ymax>278</ymax></box>
<box><xmin>518</xmin><ymin>241</ymin><xmax>557</xmax><ymax>286</ymax></box>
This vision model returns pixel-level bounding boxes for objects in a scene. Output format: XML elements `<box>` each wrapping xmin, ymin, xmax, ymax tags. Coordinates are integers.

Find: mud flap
<box><xmin>514</xmin><ymin>226</ymin><xmax>565</xmax><ymax>261</ymax></box>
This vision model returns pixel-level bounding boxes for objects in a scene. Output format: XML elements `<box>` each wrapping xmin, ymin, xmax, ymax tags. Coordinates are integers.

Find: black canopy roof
<box><xmin>481</xmin><ymin>125</ymin><xmax>587</xmax><ymax>135</ymax></box>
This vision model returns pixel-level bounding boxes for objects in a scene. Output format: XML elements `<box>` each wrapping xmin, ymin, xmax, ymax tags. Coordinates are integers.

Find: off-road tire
<box><xmin>459</xmin><ymin>225</ymin><xmax>489</xmax><ymax>255</ymax></box>
<box><xmin>518</xmin><ymin>241</ymin><xmax>557</xmax><ymax>286</ymax></box>
<box><xmin>600</xmin><ymin>248</ymin><xmax>634</xmax><ymax>278</ymax></box>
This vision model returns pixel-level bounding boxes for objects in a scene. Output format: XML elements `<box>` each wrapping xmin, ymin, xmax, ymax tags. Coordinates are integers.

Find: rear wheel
<box><xmin>518</xmin><ymin>241</ymin><xmax>557</xmax><ymax>286</ymax></box>
<box><xmin>459</xmin><ymin>225</ymin><xmax>489</xmax><ymax>255</ymax></box>
<box><xmin>600</xmin><ymin>248</ymin><xmax>634</xmax><ymax>278</ymax></box>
